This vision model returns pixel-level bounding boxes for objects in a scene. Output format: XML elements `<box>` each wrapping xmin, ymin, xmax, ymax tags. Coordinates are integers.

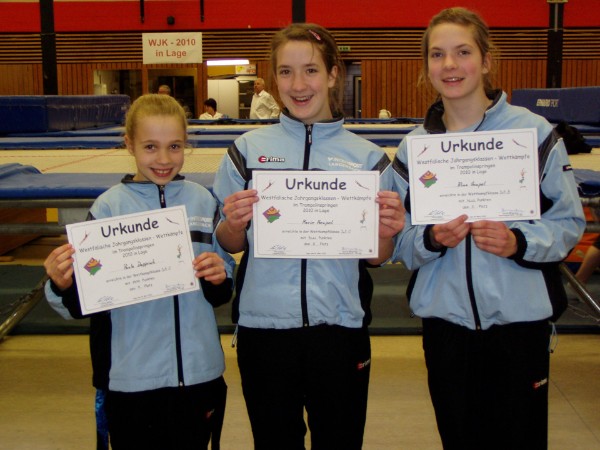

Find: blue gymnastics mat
<box><xmin>0</xmin><ymin>129</ymin><xmax>414</xmax><ymax>149</ymax></box>
<box><xmin>0</xmin><ymin>163</ymin><xmax>215</xmax><ymax>199</ymax></box>
<box><xmin>512</xmin><ymin>87</ymin><xmax>600</xmax><ymax>126</ymax></box>
<box><xmin>0</xmin><ymin>95</ymin><xmax>129</xmax><ymax>134</ymax></box>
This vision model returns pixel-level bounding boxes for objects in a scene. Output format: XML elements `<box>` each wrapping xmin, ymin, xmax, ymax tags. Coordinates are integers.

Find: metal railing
<box><xmin>0</xmin><ymin>274</ymin><xmax>48</xmax><ymax>341</ymax></box>
<box><xmin>560</xmin><ymin>263</ymin><xmax>600</xmax><ymax>322</ymax></box>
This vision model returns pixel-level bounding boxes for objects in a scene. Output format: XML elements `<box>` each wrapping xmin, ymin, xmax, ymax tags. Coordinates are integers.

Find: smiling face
<box><xmin>426</xmin><ymin>23</ymin><xmax>491</xmax><ymax>106</ymax></box>
<box><xmin>275</xmin><ymin>40</ymin><xmax>337</xmax><ymax>124</ymax></box>
<box><xmin>126</xmin><ymin>114</ymin><xmax>186</xmax><ymax>185</ymax></box>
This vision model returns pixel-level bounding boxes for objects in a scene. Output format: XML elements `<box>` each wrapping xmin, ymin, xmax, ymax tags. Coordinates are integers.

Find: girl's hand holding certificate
<box><xmin>44</xmin><ymin>243</ymin><xmax>76</xmax><ymax>291</ymax></box>
<box><xmin>193</xmin><ymin>252</ymin><xmax>226</xmax><ymax>285</ymax></box>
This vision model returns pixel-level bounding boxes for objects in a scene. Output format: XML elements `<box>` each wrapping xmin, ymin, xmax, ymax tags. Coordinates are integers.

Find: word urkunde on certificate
<box><xmin>252</xmin><ymin>170</ymin><xmax>380</xmax><ymax>258</ymax></box>
<box><xmin>66</xmin><ymin>205</ymin><xmax>198</xmax><ymax>314</ymax></box>
<box><xmin>407</xmin><ymin>128</ymin><xmax>540</xmax><ymax>224</ymax></box>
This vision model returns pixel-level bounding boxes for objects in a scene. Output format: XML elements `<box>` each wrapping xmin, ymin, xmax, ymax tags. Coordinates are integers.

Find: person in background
<box><xmin>213</xmin><ymin>23</ymin><xmax>404</xmax><ymax>449</ymax></box>
<box><xmin>43</xmin><ymin>94</ymin><xmax>234</xmax><ymax>450</ymax></box>
<box><xmin>199</xmin><ymin>98</ymin><xmax>224</xmax><ymax>120</ymax></box>
<box><xmin>249</xmin><ymin>77</ymin><xmax>280</xmax><ymax>119</ymax></box>
<box><xmin>157</xmin><ymin>84</ymin><xmax>171</xmax><ymax>95</ymax></box>
<box><xmin>391</xmin><ymin>7</ymin><xmax>585</xmax><ymax>450</ymax></box>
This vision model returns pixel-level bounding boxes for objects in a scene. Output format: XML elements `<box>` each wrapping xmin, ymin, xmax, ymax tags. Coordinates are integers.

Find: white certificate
<box><xmin>407</xmin><ymin>128</ymin><xmax>540</xmax><ymax>224</ymax></box>
<box><xmin>252</xmin><ymin>170</ymin><xmax>379</xmax><ymax>258</ymax></box>
<box><xmin>66</xmin><ymin>205</ymin><xmax>199</xmax><ymax>314</ymax></box>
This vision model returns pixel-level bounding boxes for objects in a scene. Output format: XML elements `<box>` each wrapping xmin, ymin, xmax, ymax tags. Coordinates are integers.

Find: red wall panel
<box><xmin>307</xmin><ymin>0</ymin><xmax>599</xmax><ymax>28</ymax></box>
<box><xmin>53</xmin><ymin>0</ymin><xmax>292</xmax><ymax>32</ymax></box>
<box><xmin>0</xmin><ymin>0</ymin><xmax>597</xmax><ymax>33</ymax></box>
<box><xmin>0</xmin><ymin>2</ymin><xmax>40</xmax><ymax>32</ymax></box>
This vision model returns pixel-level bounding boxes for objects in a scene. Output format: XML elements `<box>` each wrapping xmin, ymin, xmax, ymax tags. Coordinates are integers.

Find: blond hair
<box><xmin>125</xmin><ymin>94</ymin><xmax>187</xmax><ymax>142</ymax></box>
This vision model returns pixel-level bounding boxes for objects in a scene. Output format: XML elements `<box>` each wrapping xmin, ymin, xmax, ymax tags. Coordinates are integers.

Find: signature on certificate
<box><xmin>269</xmin><ymin>244</ymin><xmax>287</xmax><ymax>254</ymax></box>
<box><xmin>97</xmin><ymin>296</ymin><xmax>115</xmax><ymax>307</ymax></box>
<box><xmin>499</xmin><ymin>208</ymin><xmax>525</xmax><ymax>217</ymax></box>
<box><xmin>165</xmin><ymin>283</ymin><xmax>185</xmax><ymax>292</ymax></box>
<box><xmin>425</xmin><ymin>210</ymin><xmax>446</xmax><ymax>220</ymax></box>
<box><xmin>340</xmin><ymin>247</ymin><xmax>362</xmax><ymax>255</ymax></box>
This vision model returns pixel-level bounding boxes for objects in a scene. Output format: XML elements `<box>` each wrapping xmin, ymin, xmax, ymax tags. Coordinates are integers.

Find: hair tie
<box><xmin>308</xmin><ymin>29</ymin><xmax>322</xmax><ymax>41</ymax></box>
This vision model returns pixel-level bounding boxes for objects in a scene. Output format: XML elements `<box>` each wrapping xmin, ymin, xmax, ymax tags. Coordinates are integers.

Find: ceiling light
<box><xmin>206</xmin><ymin>59</ymin><xmax>250</xmax><ymax>66</ymax></box>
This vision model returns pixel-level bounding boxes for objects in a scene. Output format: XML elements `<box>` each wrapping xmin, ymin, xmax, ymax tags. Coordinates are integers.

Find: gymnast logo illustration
<box><xmin>262</xmin><ymin>206</ymin><xmax>281</xmax><ymax>223</ymax></box>
<box><xmin>519</xmin><ymin>168</ymin><xmax>527</xmax><ymax>185</ymax></box>
<box><xmin>84</xmin><ymin>257</ymin><xmax>102</xmax><ymax>275</ymax></box>
<box><xmin>360</xmin><ymin>209</ymin><xmax>368</xmax><ymax>228</ymax></box>
<box><xmin>79</xmin><ymin>230</ymin><xmax>91</xmax><ymax>246</ymax></box>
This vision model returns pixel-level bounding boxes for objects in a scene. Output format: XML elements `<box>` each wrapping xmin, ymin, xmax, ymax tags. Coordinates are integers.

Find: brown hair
<box><xmin>270</xmin><ymin>23</ymin><xmax>346</xmax><ymax>117</ymax></box>
<box><xmin>125</xmin><ymin>94</ymin><xmax>187</xmax><ymax>142</ymax></box>
<box><xmin>419</xmin><ymin>7</ymin><xmax>498</xmax><ymax>95</ymax></box>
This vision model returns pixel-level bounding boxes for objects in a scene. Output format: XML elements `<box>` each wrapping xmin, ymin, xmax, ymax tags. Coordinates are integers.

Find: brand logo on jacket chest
<box><xmin>258</xmin><ymin>155</ymin><xmax>286</xmax><ymax>163</ymax></box>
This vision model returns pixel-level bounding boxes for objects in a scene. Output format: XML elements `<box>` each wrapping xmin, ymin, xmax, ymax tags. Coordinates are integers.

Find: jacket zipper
<box><xmin>465</xmin><ymin>234</ymin><xmax>482</xmax><ymax>330</ymax></box>
<box><xmin>465</xmin><ymin>112</ymin><xmax>487</xmax><ymax>330</ymax></box>
<box><xmin>158</xmin><ymin>184</ymin><xmax>186</xmax><ymax>385</ymax></box>
<box><xmin>429</xmin><ymin>113</ymin><xmax>486</xmax><ymax>331</ymax></box>
<box><xmin>300</xmin><ymin>125</ymin><xmax>312</xmax><ymax>327</ymax></box>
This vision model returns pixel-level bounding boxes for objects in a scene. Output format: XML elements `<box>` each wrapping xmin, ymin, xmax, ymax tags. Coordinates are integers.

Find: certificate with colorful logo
<box><xmin>252</xmin><ymin>170</ymin><xmax>380</xmax><ymax>258</ymax></box>
<box><xmin>66</xmin><ymin>205</ymin><xmax>198</xmax><ymax>314</ymax></box>
<box><xmin>407</xmin><ymin>128</ymin><xmax>540</xmax><ymax>224</ymax></box>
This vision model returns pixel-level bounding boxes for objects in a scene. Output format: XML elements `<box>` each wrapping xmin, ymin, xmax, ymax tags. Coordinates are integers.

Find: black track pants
<box><xmin>237</xmin><ymin>324</ymin><xmax>371</xmax><ymax>450</ymax></box>
<box><xmin>423</xmin><ymin>318</ymin><xmax>551</xmax><ymax>450</ymax></box>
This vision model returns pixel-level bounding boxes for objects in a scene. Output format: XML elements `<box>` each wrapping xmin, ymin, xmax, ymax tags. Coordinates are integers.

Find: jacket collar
<box><xmin>279</xmin><ymin>109</ymin><xmax>344</xmax><ymax>140</ymax></box>
<box><xmin>120</xmin><ymin>173</ymin><xmax>186</xmax><ymax>186</ymax></box>
<box><xmin>423</xmin><ymin>89</ymin><xmax>503</xmax><ymax>134</ymax></box>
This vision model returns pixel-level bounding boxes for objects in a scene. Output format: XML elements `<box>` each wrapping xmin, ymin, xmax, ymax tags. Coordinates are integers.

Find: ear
<box><xmin>125</xmin><ymin>135</ymin><xmax>135</xmax><ymax>156</ymax></box>
<box><xmin>328</xmin><ymin>65</ymin><xmax>338</xmax><ymax>88</ymax></box>
<box><xmin>482</xmin><ymin>52</ymin><xmax>492</xmax><ymax>74</ymax></box>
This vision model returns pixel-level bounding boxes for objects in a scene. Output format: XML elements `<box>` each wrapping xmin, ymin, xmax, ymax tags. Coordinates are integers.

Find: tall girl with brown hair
<box><xmin>213</xmin><ymin>23</ymin><xmax>404</xmax><ymax>449</ymax></box>
<box><xmin>392</xmin><ymin>7</ymin><xmax>585</xmax><ymax>449</ymax></box>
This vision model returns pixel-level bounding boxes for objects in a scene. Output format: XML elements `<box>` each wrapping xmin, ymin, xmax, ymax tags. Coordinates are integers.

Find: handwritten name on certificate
<box><xmin>66</xmin><ymin>205</ymin><xmax>199</xmax><ymax>314</ymax></box>
<box><xmin>252</xmin><ymin>170</ymin><xmax>380</xmax><ymax>259</ymax></box>
<box><xmin>407</xmin><ymin>128</ymin><xmax>540</xmax><ymax>224</ymax></box>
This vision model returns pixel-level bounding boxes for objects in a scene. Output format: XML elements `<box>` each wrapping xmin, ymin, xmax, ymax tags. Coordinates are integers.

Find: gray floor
<box><xmin>1</xmin><ymin>333</ymin><xmax>599</xmax><ymax>449</ymax></box>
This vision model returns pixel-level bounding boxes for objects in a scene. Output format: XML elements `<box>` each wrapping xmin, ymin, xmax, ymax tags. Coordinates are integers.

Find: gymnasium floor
<box><xmin>0</xmin><ymin>327</ymin><xmax>599</xmax><ymax>449</ymax></box>
<box><xmin>1</xmin><ymin>144</ymin><xmax>599</xmax><ymax>449</ymax></box>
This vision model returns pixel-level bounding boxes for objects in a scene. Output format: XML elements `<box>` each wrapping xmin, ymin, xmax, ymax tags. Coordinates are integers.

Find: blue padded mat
<box><xmin>0</xmin><ymin>95</ymin><xmax>130</xmax><ymax>134</ymax></box>
<box><xmin>6</xmin><ymin>122</ymin><xmax>420</xmax><ymax>139</ymax></box>
<box><xmin>0</xmin><ymin>125</ymin><xmax>416</xmax><ymax>149</ymax></box>
<box><xmin>0</xmin><ymin>136</ymin><xmax>125</xmax><ymax>150</ymax></box>
<box><xmin>188</xmin><ymin>117</ymin><xmax>423</xmax><ymax>125</ymax></box>
<box><xmin>4</xmin><ymin>163</ymin><xmax>596</xmax><ymax>202</ymax></box>
<box><xmin>585</xmin><ymin>136</ymin><xmax>600</xmax><ymax>147</ymax></box>
<box><xmin>511</xmin><ymin>87</ymin><xmax>600</xmax><ymax>126</ymax></box>
<box><xmin>6</xmin><ymin>125</ymin><xmax>248</xmax><ymax>138</ymax></box>
<box><xmin>0</xmin><ymin>164</ymin><xmax>214</xmax><ymax>199</ymax></box>
<box><xmin>0</xmin><ymin>134</ymin><xmax>247</xmax><ymax>149</ymax></box>
<box><xmin>568</xmin><ymin>124</ymin><xmax>600</xmax><ymax>135</ymax></box>
<box><xmin>5</xmin><ymin>125</ymin><xmax>125</xmax><ymax>138</ymax></box>
<box><xmin>574</xmin><ymin>169</ymin><xmax>600</xmax><ymax>198</ymax></box>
